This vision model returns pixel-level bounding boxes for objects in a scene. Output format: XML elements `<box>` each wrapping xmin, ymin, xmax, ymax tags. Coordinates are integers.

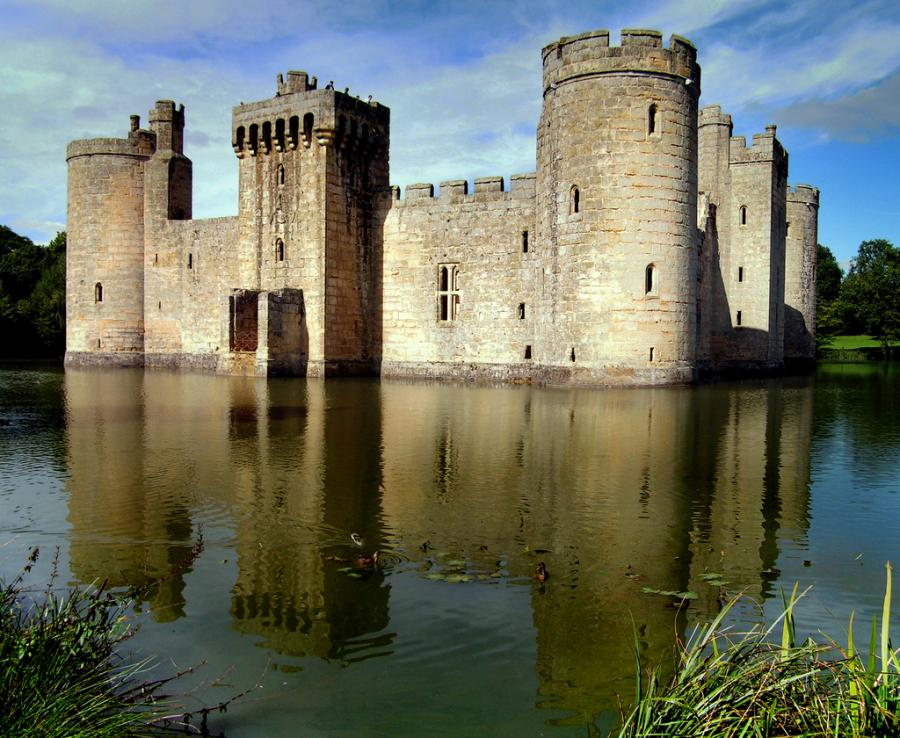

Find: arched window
<box><xmin>739</xmin><ymin>205</ymin><xmax>748</xmax><ymax>226</ymax></box>
<box><xmin>94</xmin><ymin>282</ymin><xmax>103</xmax><ymax>303</ymax></box>
<box><xmin>235</xmin><ymin>126</ymin><xmax>245</xmax><ymax>153</ymax></box>
<box><xmin>645</xmin><ymin>264</ymin><xmax>656</xmax><ymax>294</ymax></box>
<box><xmin>438</xmin><ymin>264</ymin><xmax>460</xmax><ymax>321</ymax></box>
<box><xmin>648</xmin><ymin>104</ymin><xmax>658</xmax><ymax>136</ymax></box>
<box><xmin>288</xmin><ymin>116</ymin><xmax>299</xmax><ymax>150</ymax></box>
<box><xmin>262</xmin><ymin>121</ymin><xmax>272</xmax><ymax>154</ymax></box>
<box><xmin>275</xmin><ymin>238</ymin><xmax>285</xmax><ymax>262</ymax></box>
<box><xmin>248</xmin><ymin>124</ymin><xmax>259</xmax><ymax>155</ymax></box>
<box><xmin>274</xmin><ymin>119</ymin><xmax>285</xmax><ymax>151</ymax></box>
<box><xmin>570</xmin><ymin>185</ymin><xmax>580</xmax><ymax>215</ymax></box>
<box><xmin>303</xmin><ymin>113</ymin><xmax>314</xmax><ymax>147</ymax></box>
<box><xmin>277</xmin><ymin>164</ymin><xmax>285</xmax><ymax>186</ymax></box>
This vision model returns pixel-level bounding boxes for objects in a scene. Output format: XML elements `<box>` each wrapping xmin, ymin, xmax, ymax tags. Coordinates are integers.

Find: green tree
<box><xmin>816</xmin><ymin>244</ymin><xmax>842</xmax><ymax>305</ymax></box>
<box><xmin>841</xmin><ymin>239</ymin><xmax>900</xmax><ymax>355</ymax></box>
<box><xmin>0</xmin><ymin>226</ymin><xmax>66</xmax><ymax>358</ymax></box>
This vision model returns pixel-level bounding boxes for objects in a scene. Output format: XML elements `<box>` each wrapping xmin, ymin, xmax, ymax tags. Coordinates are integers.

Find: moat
<box><xmin>1</xmin><ymin>363</ymin><xmax>898</xmax><ymax>735</ymax></box>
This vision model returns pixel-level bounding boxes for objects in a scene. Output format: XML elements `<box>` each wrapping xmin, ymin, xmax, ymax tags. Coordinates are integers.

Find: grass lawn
<box><xmin>828</xmin><ymin>335</ymin><xmax>900</xmax><ymax>350</ymax></box>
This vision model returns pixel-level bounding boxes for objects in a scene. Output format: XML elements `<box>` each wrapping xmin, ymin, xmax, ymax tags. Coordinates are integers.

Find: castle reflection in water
<box><xmin>63</xmin><ymin>369</ymin><xmax>812</xmax><ymax>722</ymax></box>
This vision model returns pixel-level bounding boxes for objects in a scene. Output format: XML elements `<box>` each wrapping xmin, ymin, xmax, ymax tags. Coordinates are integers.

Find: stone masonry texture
<box><xmin>65</xmin><ymin>29</ymin><xmax>819</xmax><ymax>385</ymax></box>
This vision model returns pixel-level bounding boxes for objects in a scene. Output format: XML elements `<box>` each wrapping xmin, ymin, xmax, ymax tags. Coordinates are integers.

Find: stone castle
<box><xmin>65</xmin><ymin>28</ymin><xmax>819</xmax><ymax>385</ymax></box>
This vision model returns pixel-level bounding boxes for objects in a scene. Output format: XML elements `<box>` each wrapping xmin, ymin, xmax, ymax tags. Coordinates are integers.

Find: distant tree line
<box><xmin>0</xmin><ymin>225</ymin><xmax>66</xmax><ymax>358</ymax></box>
<box><xmin>817</xmin><ymin>239</ymin><xmax>900</xmax><ymax>353</ymax></box>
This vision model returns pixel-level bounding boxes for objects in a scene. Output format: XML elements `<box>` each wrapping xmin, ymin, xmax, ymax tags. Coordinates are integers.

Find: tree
<box><xmin>0</xmin><ymin>226</ymin><xmax>66</xmax><ymax>358</ymax></box>
<box><xmin>841</xmin><ymin>239</ymin><xmax>900</xmax><ymax>354</ymax></box>
<box><xmin>816</xmin><ymin>244</ymin><xmax>842</xmax><ymax>305</ymax></box>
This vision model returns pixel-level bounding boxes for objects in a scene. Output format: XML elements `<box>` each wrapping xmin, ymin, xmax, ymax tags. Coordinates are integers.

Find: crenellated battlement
<box><xmin>699</xmin><ymin>104</ymin><xmax>733</xmax><ymax>129</ymax></box>
<box><xmin>231</xmin><ymin>82</ymin><xmax>389</xmax><ymax>158</ymax></box>
<box><xmin>729</xmin><ymin>125</ymin><xmax>786</xmax><ymax>164</ymax></box>
<box><xmin>380</xmin><ymin>173</ymin><xmax>536</xmax><ymax>209</ymax></box>
<box><xmin>542</xmin><ymin>28</ymin><xmax>700</xmax><ymax>95</ymax></box>
<box><xmin>787</xmin><ymin>184</ymin><xmax>819</xmax><ymax>205</ymax></box>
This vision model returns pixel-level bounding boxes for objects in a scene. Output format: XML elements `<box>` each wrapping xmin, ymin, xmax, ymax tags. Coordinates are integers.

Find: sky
<box><xmin>1</xmin><ymin>0</ymin><xmax>898</xmax><ymax>266</ymax></box>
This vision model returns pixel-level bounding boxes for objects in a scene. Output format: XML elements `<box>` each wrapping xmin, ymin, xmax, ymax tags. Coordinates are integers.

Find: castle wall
<box><xmin>377</xmin><ymin>175</ymin><xmax>538</xmax><ymax>377</ymax></box>
<box><xmin>784</xmin><ymin>186</ymin><xmax>819</xmax><ymax>362</ymax></box>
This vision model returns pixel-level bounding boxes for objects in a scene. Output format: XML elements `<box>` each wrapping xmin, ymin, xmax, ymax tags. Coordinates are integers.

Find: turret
<box><xmin>784</xmin><ymin>185</ymin><xmax>820</xmax><ymax>363</ymax></box>
<box><xmin>536</xmin><ymin>30</ymin><xmax>701</xmax><ymax>382</ymax></box>
<box><xmin>65</xmin><ymin>119</ymin><xmax>155</xmax><ymax>364</ymax></box>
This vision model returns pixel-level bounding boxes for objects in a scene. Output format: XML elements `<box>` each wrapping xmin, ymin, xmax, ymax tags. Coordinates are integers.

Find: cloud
<box><xmin>776</xmin><ymin>71</ymin><xmax>900</xmax><ymax>142</ymax></box>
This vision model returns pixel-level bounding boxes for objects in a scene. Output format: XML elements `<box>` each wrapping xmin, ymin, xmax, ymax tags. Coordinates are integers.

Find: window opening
<box><xmin>524</xmin><ymin>345</ymin><xmax>532</xmax><ymax>360</ymax></box>
<box><xmin>277</xmin><ymin>164</ymin><xmax>285</xmax><ymax>186</ymax></box>
<box><xmin>154</xmin><ymin>253</ymin><xmax>158</xmax><ymax>265</ymax></box>
<box><xmin>288</xmin><ymin>116</ymin><xmax>299</xmax><ymax>149</ymax></box>
<box><xmin>522</xmin><ymin>230</ymin><xmax>529</xmax><ymax>253</ymax></box>
<box><xmin>518</xmin><ymin>303</ymin><xmax>526</xmax><ymax>320</ymax></box>
<box><xmin>738</xmin><ymin>266</ymin><xmax>744</xmax><ymax>283</ymax></box>
<box><xmin>736</xmin><ymin>310</ymin><xmax>742</xmax><ymax>326</ymax></box>
<box><xmin>438</xmin><ymin>264</ymin><xmax>460</xmax><ymax>321</ymax></box>
<box><xmin>648</xmin><ymin>104</ymin><xmax>658</xmax><ymax>136</ymax></box>
<box><xmin>275</xmin><ymin>238</ymin><xmax>285</xmax><ymax>262</ymax></box>
<box><xmin>94</xmin><ymin>282</ymin><xmax>102</xmax><ymax>303</ymax></box>
<box><xmin>303</xmin><ymin>113</ymin><xmax>314</xmax><ymax>147</ymax></box>
<box><xmin>570</xmin><ymin>185</ymin><xmax>580</xmax><ymax>214</ymax></box>
<box><xmin>275</xmin><ymin>119</ymin><xmax>285</xmax><ymax>151</ymax></box>
<box><xmin>262</xmin><ymin>121</ymin><xmax>272</xmax><ymax>153</ymax></box>
<box><xmin>740</xmin><ymin>205</ymin><xmax>747</xmax><ymax>226</ymax></box>
<box><xmin>248</xmin><ymin>123</ymin><xmax>258</xmax><ymax>155</ymax></box>
<box><xmin>158</xmin><ymin>301</ymin><xmax>161</xmax><ymax>310</ymax></box>
<box><xmin>645</xmin><ymin>264</ymin><xmax>656</xmax><ymax>294</ymax></box>
<box><xmin>649</xmin><ymin>347</ymin><xmax>655</xmax><ymax>362</ymax></box>
<box><xmin>188</xmin><ymin>253</ymin><xmax>193</xmax><ymax>269</ymax></box>
<box><xmin>570</xmin><ymin>347</ymin><xmax>576</xmax><ymax>362</ymax></box>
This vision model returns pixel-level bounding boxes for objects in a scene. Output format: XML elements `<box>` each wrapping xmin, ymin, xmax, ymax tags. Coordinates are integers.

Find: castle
<box><xmin>65</xmin><ymin>28</ymin><xmax>819</xmax><ymax>385</ymax></box>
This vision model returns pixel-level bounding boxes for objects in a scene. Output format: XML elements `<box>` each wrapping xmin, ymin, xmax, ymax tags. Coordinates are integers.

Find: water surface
<box><xmin>1</xmin><ymin>362</ymin><xmax>898</xmax><ymax>735</ymax></box>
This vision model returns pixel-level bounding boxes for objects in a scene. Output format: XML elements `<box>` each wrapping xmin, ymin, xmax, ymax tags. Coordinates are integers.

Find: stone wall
<box><xmin>784</xmin><ymin>185</ymin><xmax>819</xmax><ymax>362</ymax></box>
<box><xmin>377</xmin><ymin>175</ymin><xmax>538</xmax><ymax>375</ymax></box>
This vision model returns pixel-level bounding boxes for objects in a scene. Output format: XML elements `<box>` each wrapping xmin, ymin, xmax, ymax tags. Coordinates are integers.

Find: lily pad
<box><xmin>641</xmin><ymin>587</ymin><xmax>698</xmax><ymax>600</ymax></box>
<box><xmin>445</xmin><ymin>574</ymin><xmax>471</xmax><ymax>583</ymax></box>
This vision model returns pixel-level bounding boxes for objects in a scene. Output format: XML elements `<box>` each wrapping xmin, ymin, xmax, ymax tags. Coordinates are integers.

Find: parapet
<box><xmin>66</xmin><ymin>113</ymin><xmax>156</xmax><ymax>161</ymax></box>
<box><xmin>699</xmin><ymin>105</ymin><xmax>733</xmax><ymax>129</ymax></box>
<box><xmin>787</xmin><ymin>184</ymin><xmax>819</xmax><ymax>206</ymax></box>
<box><xmin>389</xmin><ymin>172</ymin><xmax>537</xmax><ymax>208</ymax></box>
<box><xmin>542</xmin><ymin>28</ymin><xmax>700</xmax><ymax>95</ymax></box>
<box><xmin>232</xmin><ymin>78</ymin><xmax>390</xmax><ymax>158</ymax></box>
<box><xmin>729</xmin><ymin>124</ymin><xmax>785</xmax><ymax>164</ymax></box>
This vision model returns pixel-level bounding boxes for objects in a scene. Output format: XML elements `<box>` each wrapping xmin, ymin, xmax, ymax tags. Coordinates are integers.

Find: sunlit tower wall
<box><xmin>65</xmin><ymin>117</ymin><xmax>155</xmax><ymax>365</ymax></box>
<box><xmin>784</xmin><ymin>185</ymin><xmax>819</xmax><ymax>364</ymax></box>
<box><xmin>536</xmin><ymin>29</ymin><xmax>701</xmax><ymax>384</ymax></box>
<box><xmin>231</xmin><ymin>71</ymin><xmax>390</xmax><ymax>376</ymax></box>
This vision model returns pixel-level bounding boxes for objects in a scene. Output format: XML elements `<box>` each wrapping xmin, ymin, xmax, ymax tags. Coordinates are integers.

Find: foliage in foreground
<box><xmin>617</xmin><ymin>562</ymin><xmax>899</xmax><ymax>737</ymax></box>
<box><xmin>0</xmin><ymin>549</ymin><xmax>169</xmax><ymax>737</ymax></box>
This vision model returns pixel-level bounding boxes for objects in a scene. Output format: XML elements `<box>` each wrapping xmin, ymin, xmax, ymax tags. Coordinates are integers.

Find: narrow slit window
<box><xmin>648</xmin><ymin>104</ymin><xmax>658</xmax><ymax>136</ymax></box>
<box><xmin>522</xmin><ymin>230</ymin><xmax>529</xmax><ymax>253</ymax></box>
<box><xmin>649</xmin><ymin>347</ymin><xmax>654</xmax><ymax>362</ymax></box>
<box><xmin>738</xmin><ymin>266</ymin><xmax>744</xmax><ymax>283</ymax></box>
<box><xmin>277</xmin><ymin>164</ymin><xmax>285</xmax><ymax>186</ymax></box>
<box><xmin>645</xmin><ymin>264</ymin><xmax>656</xmax><ymax>294</ymax></box>
<box><xmin>524</xmin><ymin>345</ymin><xmax>532</xmax><ymax>360</ymax></box>
<box><xmin>736</xmin><ymin>310</ymin><xmax>742</xmax><ymax>326</ymax></box>
<box><xmin>275</xmin><ymin>238</ymin><xmax>285</xmax><ymax>262</ymax></box>
<box><xmin>739</xmin><ymin>205</ymin><xmax>747</xmax><ymax>226</ymax></box>
<box><xmin>570</xmin><ymin>347</ymin><xmax>576</xmax><ymax>362</ymax></box>
<box><xmin>154</xmin><ymin>253</ymin><xmax>158</xmax><ymax>265</ymax></box>
<box><xmin>518</xmin><ymin>303</ymin><xmax>526</xmax><ymax>320</ymax></box>
<box><xmin>437</xmin><ymin>264</ymin><xmax>460</xmax><ymax>321</ymax></box>
<box><xmin>570</xmin><ymin>185</ymin><xmax>580</xmax><ymax>214</ymax></box>
<box><xmin>188</xmin><ymin>253</ymin><xmax>193</xmax><ymax>269</ymax></box>
<box><xmin>94</xmin><ymin>282</ymin><xmax>103</xmax><ymax>303</ymax></box>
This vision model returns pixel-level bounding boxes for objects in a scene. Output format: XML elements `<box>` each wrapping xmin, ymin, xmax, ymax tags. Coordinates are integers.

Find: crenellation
<box><xmin>66</xmin><ymin>26</ymin><xmax>818</xmax><ymax>384</ymax></box>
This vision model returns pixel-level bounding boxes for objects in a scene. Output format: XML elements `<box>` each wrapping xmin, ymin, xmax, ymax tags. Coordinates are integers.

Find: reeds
<box><xmin>0</xmin><ymin>549</ymin><xmax>168</xmax><ymax>737</ymax></box>
<box><xmin>616</xmin><ymin>562</ymin><xmax>899</xmax><ymax>737</ymax></box>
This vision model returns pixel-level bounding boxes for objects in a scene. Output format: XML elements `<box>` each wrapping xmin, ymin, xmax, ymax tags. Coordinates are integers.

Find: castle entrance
<box><xmin>229</xmin><ymin>289</ymin><xmax>260</xmax><ymax>353</ymax></box>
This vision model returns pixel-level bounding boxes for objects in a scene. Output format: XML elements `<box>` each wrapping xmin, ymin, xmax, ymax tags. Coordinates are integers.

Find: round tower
<box><xmin>535</xmin><ymin>29</ymin><xmax>701</xmax><ymax>383</ymax></box>
<box><xmin>65</xmin><ymin>120</ymin><xmax>155</xmax><ymax>365</ymax></box>
<box><xmin>784</xmin><ymin>184</ymin><xmax>820</xmax><ymax>363</ymax></box>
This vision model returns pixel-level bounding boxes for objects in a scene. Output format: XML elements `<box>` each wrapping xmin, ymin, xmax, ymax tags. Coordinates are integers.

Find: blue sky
<box><xmin>1</xmin><ymin>0</ymin><xmax>898</xmax><ymax>266</ymax></box>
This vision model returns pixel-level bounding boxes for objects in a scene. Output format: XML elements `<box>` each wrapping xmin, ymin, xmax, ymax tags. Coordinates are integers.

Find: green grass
<box><xmin>615</xmin><ymin>563</ymin><xmax>900</xmax><ymax>737</ymax></box>
<box><xmin>829</xmin><ymin>335</ymin><xmax>900</xmax><ymax>350</ymax></box>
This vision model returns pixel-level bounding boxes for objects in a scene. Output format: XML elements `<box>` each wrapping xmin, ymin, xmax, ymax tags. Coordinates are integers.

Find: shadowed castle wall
<box><xmin>784</xmin><ymin>186</ymin><xmax>819</xmax><ymax>362</ymax></box>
